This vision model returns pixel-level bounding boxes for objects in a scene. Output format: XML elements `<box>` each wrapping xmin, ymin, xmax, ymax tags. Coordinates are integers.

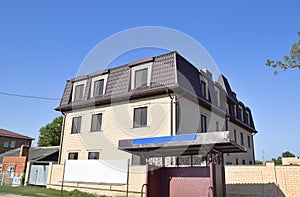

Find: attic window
<box><xmin>91</xmin><ymin>74</ymin><xmax>108</xmax><ymax>98</ymax></box>
<box><xmin>74</xmin><ymin>84</ymin><xmax>84</xmax><ymax>100</ymax></box>
<box><xmin>93</xmin><ymin>79</ymin><xmax>104</xmax><ymax>97</ymax></box>
<box><xmin>215</xmin><ymin>87</ymin><xmax>221</xmax><ymax>107</ymax></box>
<box><xmin>238</xmin><ymin>106</ymin><xmax>243</xmax><ymax>121</ymax></box>
<box><xmin>135</xmin><ymin>68</ymin><xmax>148</xmax><ymax>88</ymax></box>
<box><xmin>131</xmin><ymin>62</ymin><xmax>152</xmax><ymax>89</ymax></box>
<box><xmin>200</xmin><ymin>80</ymin><xmax>207</xmax><ymax>99</ymax></box>
<box><xmin>72</xmin><ymin>80</ymin><xmax>86</xmax><ymax>101</ymax></box>
<box><xmin>245</xmin><ymin>111</ymin><xmax>249</xmax><ymax>124</ymax></box>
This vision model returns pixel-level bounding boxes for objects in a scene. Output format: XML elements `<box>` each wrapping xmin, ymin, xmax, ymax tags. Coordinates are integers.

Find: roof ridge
<box><xmin>0</xmin><ymin>128</ymin><xmax>34</xmax><ymax>140</ymax></box>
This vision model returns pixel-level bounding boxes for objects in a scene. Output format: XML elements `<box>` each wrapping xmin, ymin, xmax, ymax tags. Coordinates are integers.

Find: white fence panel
<box><xmin>64</xmin><ymin>159</ymin><xmax>128</xmax><ymax>185</ymax></box>
<box><xmin>29</xmin><ymin>165</ymin><xmax>49</xmax><ymax>186</ymax></box>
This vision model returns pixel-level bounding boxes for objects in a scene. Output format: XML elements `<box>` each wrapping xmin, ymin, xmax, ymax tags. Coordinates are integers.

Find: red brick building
<box><xmin>0</xmin><ymin>129</ymin><xmax>34</xmax><ymax>154</ymax></box>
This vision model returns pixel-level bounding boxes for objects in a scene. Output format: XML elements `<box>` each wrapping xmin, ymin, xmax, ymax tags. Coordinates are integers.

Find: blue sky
<box><xmin>0</xmin><ymin>1</ymin><xmax>299</xmax><ymax>160</ymax></box>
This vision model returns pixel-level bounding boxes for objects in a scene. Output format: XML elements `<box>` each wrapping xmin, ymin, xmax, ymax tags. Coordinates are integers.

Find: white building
<box><xmin>48</xmin><ymin>51</ymin><xmax>257</xmax><ymax>195</ymax></box>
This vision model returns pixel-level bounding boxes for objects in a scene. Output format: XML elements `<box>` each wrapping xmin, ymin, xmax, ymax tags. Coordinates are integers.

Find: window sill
<box><xmin>131</xmin><ymin>126</ymin><xmax>149</xmax><ymax>129</ymax></box>
<box><xmin>90</xmin><ymin>130</ymin><xmax>104</xmax><ymax>133</ymax></box>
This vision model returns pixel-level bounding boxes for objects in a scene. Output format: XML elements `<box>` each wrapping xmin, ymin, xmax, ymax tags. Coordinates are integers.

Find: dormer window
<box><xmin>200</xmin><ymin>80</ymin><xmax>207</xmax><ymax>99</ymax></box>
<box><xmin>131</xmin><ymin>62</ymin><xmax>152</xmax><ymax>89</ymax></box>
<box><xmin>90</xmin><ymin>74</ymin><xmax>108</xmax><ymax>98</ymax></box>
<box><xmin>74</xmin><ymin>84</ymin><xmax>84</xmax><ymax>101</ymax></box>
<box><xmin>245</xmin><ymin>110</ymin><xmax>250</xmax><ymax>124</ymax></box>
<box><xmin>72</xmin><ymin>80</ymin><xmax>86</xmax><ymax>101</ymax></box>
<box><xmin>93</xmin><ymin>79</ymin><xmax>104</xmax><ymax>97</ymax></box>
<box><xmin>135</xmin><ymin>68</ymin><xmax>148</xmax><ymax>88</ymax></box>
<box><xmin>214</xmin><ymin>87</ymin><xmax>221</xmax><ymax>107</ymax></box>
<box><xmin>238</xmin><ymin>106</ymin><xmax>243</xmax><ymax>121</ymax></box>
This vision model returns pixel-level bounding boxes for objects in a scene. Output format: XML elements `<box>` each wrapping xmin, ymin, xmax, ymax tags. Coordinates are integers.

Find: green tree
<box><xmin>38</xmin><ymin>116</ymin><xmax>63</xmax><ymax>147</ymax></box>
<box><xmin>255</xmin><ymin>160</ymin><xmax>263</xmax><ymax>165</ymax></box>
<box><xmin>266</xmin><ymin>31</ymin><xmax>300</xmax><ymax>74</ymax></box>
<box><xmin>271</xmin><ymin>151</ymin><xmax>296</xmax><ymax>165</ymax></box>
<box><xmin>272</xmin><ymin>156</ymin><xmax>282</xmax><ymax>165</ymax></box>
<box><xmin>282</xmin><ymin>151</ymin><xmax>295</xmax><ymax>157</ymax></box>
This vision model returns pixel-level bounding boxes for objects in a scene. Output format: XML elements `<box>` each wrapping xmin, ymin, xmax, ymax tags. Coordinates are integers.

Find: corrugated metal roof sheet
<box><xmin>0</xmin><ymin>146</ymin><xmax>59</xmax><ymax>163</ymax></box>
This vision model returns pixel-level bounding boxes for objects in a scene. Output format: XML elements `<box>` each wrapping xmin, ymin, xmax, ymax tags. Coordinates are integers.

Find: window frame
<box><xmin>74</xmin><ymin>84</ymin><xmax>84</xmax><ymax>101</ymax></box>
<box><xmin>245</xmin><ymin>110</ymin><xmax>250</xmax><ymax>124</ymax></box>
<box><xmin>200</xmin><ymin>114</ymin><xmax>207</xmax><ymax>133</ymax></box>
<box><xmin>134</xmin><ymin>68</ymin><xmax>148</xmax><ymax>88</ymax></box>
<box><xmin>214</xmin><ymin>87</ymin><xmax>221</xmax><ymax>107</ymax></box>
<box><xmin>72</xmin><ymin>80</ymin><xmax>86</xmax><ymax>101</ymax></box>
<box><xmin>216</xmin><ymin>121</ymin><xmax>219</xmax><ymax>131</ymax></box>
<box><xmin>234</xmin><ymin>129</ymin><xmax>237</xmax><ymax>142</ymax></box>
<box><xmin>93</xmin><ymin>79</ymin><xmax>104</xmax><ymax>97</ymax></box>
<box><xmin>234</xmin><ymin>105</ymin><xmax>237</xmax><ymax>118</ymax></box>
<box><xmin>10</xmin><ymin>140</ymin><xmax>16</xmax><ymax>148</ymax></box>
<box><xmin>133</xmin><ymin>106</ymin><xmax>148</xmax><ymax>128</ymax></box>
<box><xmin>200</xmin><ymin>80</ymin><xmax>207</xmax><ymax>99</ymax></box>
<box><xmin>90</xmin><ymin>74</ymin><xmax>108</xmax><ymax>98</ymax></box>
<box><xmin>88</xmin><ymin>152</ymin><xmax>100</xmax><ymax>160</ymax></box>
<box><xmin>71</xmin><ymin>116</ymin><xmax>82</xmax><ymax>134</ymax></box>
<box><xmin>131</xmin><ymin>62</ymin><xmax>152</xmax><ymax>89</ymax></box>
<box><xmin>247</xmin><ymin>135</ymin><xmax>251</xmax><ymax>148</ymax></box>
<box><xmin>6</xmin><ymin>165</ymin><xmax>15</xmax><ymax>178</ymax></box>
<box><xmin>3</xmin><ymin>139</ymin><xmax>9</xmax><ymax>148</ymax></box>
<box><xmin>240</xmin><ymin>132</ymin><xmax>244</xmax><ymax>146</ymax></box>
<box><xmin>68</xmin><ymin>152</ymin><xmax>78</xmax><ymax>160</ymax></box>
<box><xmin>238</xmin><ymin>105</ymin><xmax>244</xmax><ymax>121</ymax></box>
<box><xmin>91</xmin><ymin>113</ymin><xmax>103</xmax><ymax>132</ymax></box>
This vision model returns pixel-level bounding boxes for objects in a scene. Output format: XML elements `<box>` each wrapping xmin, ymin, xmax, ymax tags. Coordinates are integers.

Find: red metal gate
<box><xmin>169</xmin><ymin>177</ymin><xmax>211</xmax><ymax>197</ymax></box>
<box><xmin>146</xmin><ymin>163</ymin><xmax>224</xmax><ymax>197</ymax></box>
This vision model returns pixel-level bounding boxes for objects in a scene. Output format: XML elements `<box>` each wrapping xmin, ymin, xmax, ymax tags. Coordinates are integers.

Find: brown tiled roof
<box><xmin>56</xmin><ymin>51</ymin><xmax>256</xmax><ymax>132</ymax></box>
<box><xmin>0</xmin><ymin>129</ymin><xmax>34</xmax><ymax>140</ymax></box>
<box><xmin>56</xmin><ymin>51</ymin><xmax>177</xmax><ymax>110</ymax></box>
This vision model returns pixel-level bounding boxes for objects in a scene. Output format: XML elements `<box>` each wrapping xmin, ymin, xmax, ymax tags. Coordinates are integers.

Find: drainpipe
<box><xmin>166</xmin><ymin>89</ymin><xmax>174</xmax><ymax>136</ymax></box>
<box><xmin>251</xmin><ymin>132</ymin><xmax>256</xmax><ymax>164</ymax></box>
<box><xmin>58</xmin><ymin>112</ymin><xmax>66</xmax><ymax>164</ymax></box>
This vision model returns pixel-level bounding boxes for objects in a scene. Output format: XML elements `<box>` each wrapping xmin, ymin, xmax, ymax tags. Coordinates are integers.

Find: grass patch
<box><xmin>0</xmin><ymin>186</ymin><xmax>108</xmax><ymax>197</ymax></box>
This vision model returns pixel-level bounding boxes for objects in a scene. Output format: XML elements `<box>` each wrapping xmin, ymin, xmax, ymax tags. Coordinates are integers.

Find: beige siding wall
<box><xmin>60</xmin><ymin>95</ymin><xmax>171</xmax><ymax>163</ymax></box>
<box><xmin>177</xmin><ymin>97</ymin><xmax>226</xmax><ymax>134</ymax></box>
<box><xmin>224</xmin><ymin>122</ymin><xmax>255</xmax><ymax>165</ymax></box>
<box><xmin>178</xmin><ymin>97</ymin><xmax>254</xmax><ymax>165</ymax></box>
<box><xmin>226</xmin><ymin>162</ymin><xmax>300</xmax><ymax>197</ymax></box>
<box><xmin>282</xmin><ymin>157</ymin><xmax>300</xmax><ymax>165</ymax></box>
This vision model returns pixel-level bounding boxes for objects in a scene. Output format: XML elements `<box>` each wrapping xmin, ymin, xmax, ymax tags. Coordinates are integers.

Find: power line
<box><xmin>0</xmin><ymin>91</ymin><xmax>60</xmax><ymax>101</ymax></box>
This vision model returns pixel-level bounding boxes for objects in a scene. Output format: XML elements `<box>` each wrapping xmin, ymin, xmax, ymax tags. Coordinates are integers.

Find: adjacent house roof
<box><xmin>0</xmin><ymin>146</ymin><xmax>59</xmax><ymax>163</ymax></box>
<box><xmin>0</xmin><ymin>129</ymin><xmax>34</xmax><ymax>140</ymax></box>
